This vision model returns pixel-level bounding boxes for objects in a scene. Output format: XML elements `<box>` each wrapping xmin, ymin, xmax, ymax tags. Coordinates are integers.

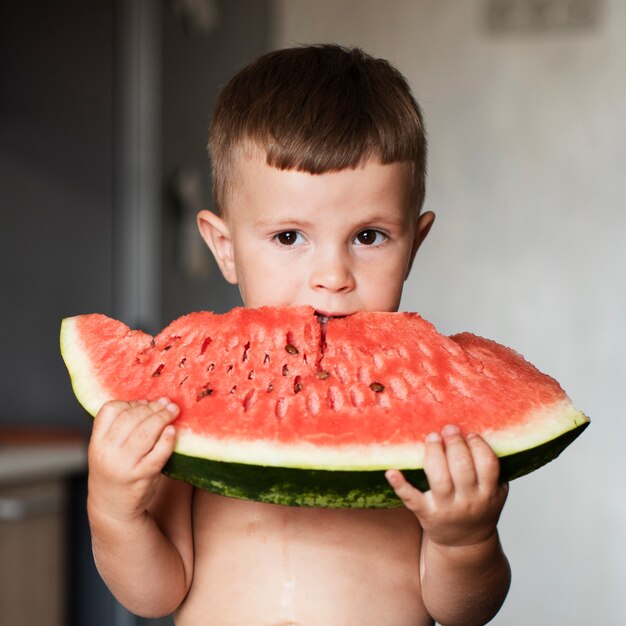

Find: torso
<box><xmin>174</xmin><ymin>490</ymin><xmax>433</xmax><ymax>626</ymax></box>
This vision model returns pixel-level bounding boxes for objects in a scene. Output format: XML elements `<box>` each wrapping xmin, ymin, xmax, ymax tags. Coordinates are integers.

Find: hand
<box><xmin>386</xmin><ymin>425</ymin><xmax>508</xmax><ymax>548</ymax></box>
<box><xmin>87</xmin><ymin>398</ymin><xmax>179</xmax><ymax>523</ymax></box>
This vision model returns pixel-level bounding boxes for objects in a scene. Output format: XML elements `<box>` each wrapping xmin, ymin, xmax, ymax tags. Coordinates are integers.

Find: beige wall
<box><xmin>272</xmin><ymin>1</ymin><xmax>626</xmax><ymax>623</ymax></box>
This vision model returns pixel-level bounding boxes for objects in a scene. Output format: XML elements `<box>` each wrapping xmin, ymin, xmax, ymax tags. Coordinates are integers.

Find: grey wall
<box><xmin>273</xmin><ymin>1</ymin><xmax>626</xmax><ymax>623</ymax></box>
<box><xmin>1</xmin><ymin>0</ymin><xmax>116</xmax><ymax>428</ymax></box>
<box><xmin>160</xmin><ymin>0</ymin><xmax>273</xmax><ymax>322</ymax></box>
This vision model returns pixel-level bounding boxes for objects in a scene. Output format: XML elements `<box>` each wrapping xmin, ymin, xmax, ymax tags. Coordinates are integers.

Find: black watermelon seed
<box><xmin>316</xmin><ymin>370</ymin><xmax>330</xmax><ymax>380</ymax></box>
<box><xmin>197</xmin><ymin>386</ymin><xmax>213</xmax><ymax>400</ymax></box>
<box><xmin>369</xmin><ymin>382</ymin><xmax>385</xmax><ymax>393</ymax></box>
<box><xmin>285</xmin><ymin>344</ymin><xmax>299</xmax><ymax>355</ymax></box>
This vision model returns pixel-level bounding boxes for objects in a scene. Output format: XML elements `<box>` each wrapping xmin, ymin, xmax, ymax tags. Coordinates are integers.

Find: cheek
<box><xmin>368</xmin><ymin>250</ymin><xmax>409</xmax><ymax>280</ymax></box>
<box><xmin>372</xmin><ymin>284</ymin><xmax>404</xmax><ymax>312</ymax></box>
<box><xmin>359</xmin><ymin>257</ymin><xmax>407</xmax><ymax>307</ymax></box>
<box><xmin>237</xmin><ymin>261</ymin><xmax>294</xmax><ymax>307</ymax></box>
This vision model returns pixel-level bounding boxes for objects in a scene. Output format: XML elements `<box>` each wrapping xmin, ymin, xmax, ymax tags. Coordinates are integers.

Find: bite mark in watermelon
<box><xmin>60</xmin><ymin>306</ymin><xmax>589</xmax><ymax>508</ymax></box>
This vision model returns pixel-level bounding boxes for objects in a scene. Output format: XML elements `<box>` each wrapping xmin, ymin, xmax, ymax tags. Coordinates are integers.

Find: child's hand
<box><xmin>386</xmin><ymin>425</ymin><xmax>508</xmax><ymax>548</ymax></box>
<box><xmin>87</xmin><ymin>398</ymin><xmax>179</xmax><ymax>524</ymax></box>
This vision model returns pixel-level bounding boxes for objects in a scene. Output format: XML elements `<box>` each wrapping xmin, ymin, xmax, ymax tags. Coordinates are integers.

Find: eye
<box><xmin>354</xmin><ymin>229</ymin><xmax>387</xmax><ymax>246</ymax></box>
<box><xmin>274</xmin><ymin>231</ymin><xmax>305</xmax><ymax>246</ymax></box>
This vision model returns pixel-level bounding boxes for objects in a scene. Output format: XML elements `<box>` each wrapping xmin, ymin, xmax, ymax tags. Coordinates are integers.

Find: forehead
<box><xmin>224</xmin><ymin>147</ymin><xmax>415</xmax><ymax>222</ymax></box>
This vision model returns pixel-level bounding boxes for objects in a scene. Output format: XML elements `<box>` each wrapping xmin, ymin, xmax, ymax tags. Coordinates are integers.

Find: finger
<box><xmin>139</xmin><ymin>423</ymin><xmax>177</xmax><ymax>474</ymax></box>
<box><xmin>128</xmin><ymin>400</ymin><xmax>149</xmax><ymax>408</ymax></box>
<box><xmin>385</xmin><ymin>470</ymin><xmax>425</xmax><ymax>513</ymax></box>
<box><xmin>115</xmin><ymin>398</ymin><xmax>176</xmax><ymax>439</ymax></box>
<box><xmin>120</xmin><ymin>400</ymin><xmax>151</xmax><ymax>427</ymax></box>
<box><xmin>466</xmin><ymin>433</ymin><xmax>501</xmax><ymax>489</ymax></box>
<box><xmin>441</xmin><ymin>425</ymin><xmax>478</xmax><ymax>491</ymax></box>
<box><xmin>96</xmin><ymin>398</ymin><xmax>168</xmax><ymax>448</ymax></box>
<box><xmin>93</xmin><ymin>400</ymin><xmax>133</xmax><ymax>437</ymax></box>
<box><xmin>422</xmin><ymin>432</ymin><xmax>453</xmax><ymax>497</ymax></box>
<box><xmin>122</xmin><ymin>400</ymin><xmax>180</xmax><ymax>458</ymax></box>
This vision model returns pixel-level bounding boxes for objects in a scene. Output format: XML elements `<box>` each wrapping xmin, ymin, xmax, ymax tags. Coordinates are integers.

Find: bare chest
<box><xmin>175</xmin><ymin>492</ymin><xmax>433</xmax><ymax>626</ymax></box>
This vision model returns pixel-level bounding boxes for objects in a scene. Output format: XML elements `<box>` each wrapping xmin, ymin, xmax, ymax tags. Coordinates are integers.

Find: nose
<box><xmin>309</xmin><ymin>249</ymin><xmax>356</xmax><ymax>294</ymax></box>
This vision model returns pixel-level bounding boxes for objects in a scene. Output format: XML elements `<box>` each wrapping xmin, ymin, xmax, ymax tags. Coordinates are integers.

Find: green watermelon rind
<box><xmin>163</xmin><ymin>419</ymin><xmax>589</xmax><ymax>508</ymax></box>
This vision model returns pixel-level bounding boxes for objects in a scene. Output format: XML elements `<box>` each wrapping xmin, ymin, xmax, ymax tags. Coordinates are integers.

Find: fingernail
<box><xmin>165</xmin><ymin>425</ymin><xmax>176</xmax><ymax>437</ymax></box>
<box><xmin>166</xmin><ymin>402</ymin><xmax>179</xmax><ymax>415</ymax></box>
<box><xmin>426</xmin><ymin>432</ymin><xmax>441</xmax><ymax>443</ymax></box>
<box><xmin>442</xmin><ymin>424</ymin><xmax>460</xmax><ymax>437</ymax></box>
<box><xmin>385</xmin><ymin>470</ymin><xmax>401</xmax><ymax>486</ymax></box>
<box><xmin>158</xmin><ymin>397</ymin><xmax>170</xmax><ymax>406</ymax></box>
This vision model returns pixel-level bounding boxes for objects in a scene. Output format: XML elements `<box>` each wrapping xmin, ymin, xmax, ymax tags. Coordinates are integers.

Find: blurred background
<box><xmin>0</xmin><ymin>0</ymin><xmax>623</xmax><ymax>624</ymax></box>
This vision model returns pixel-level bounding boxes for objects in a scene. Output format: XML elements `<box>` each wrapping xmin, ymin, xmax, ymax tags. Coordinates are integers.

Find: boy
<box><xmin>88</xmin><ymin>45</ymin><xmax>510</xmax><ymax>625</ymax></box>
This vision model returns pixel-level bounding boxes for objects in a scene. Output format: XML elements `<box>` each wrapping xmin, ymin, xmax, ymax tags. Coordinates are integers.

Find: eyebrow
<box><xmin>252</xmin><ymin>216</ymin><xmax>315</xmax><ymax>229</ymax></box>
<box><xmin>254</xmin><ymin>211</ymin><xmax>408</xmax><ymax>227</ymax></box>
<box><xmin>352</xmin><ymin>213</ymin><xmax>410</xmax><ymax>230</ymax></box>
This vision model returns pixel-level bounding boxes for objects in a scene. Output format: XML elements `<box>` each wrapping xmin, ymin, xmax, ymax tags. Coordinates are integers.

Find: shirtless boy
<box><xmin>87</xmin><ymin>45</ymin><xmax>511</xmax><ymax>625</ymax></box>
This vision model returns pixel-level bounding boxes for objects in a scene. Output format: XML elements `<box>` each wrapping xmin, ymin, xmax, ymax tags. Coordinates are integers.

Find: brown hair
<box><xmin>208</xmin><ymin>44</ymin><xmax>427</xmax><ymax>214</ymax></box>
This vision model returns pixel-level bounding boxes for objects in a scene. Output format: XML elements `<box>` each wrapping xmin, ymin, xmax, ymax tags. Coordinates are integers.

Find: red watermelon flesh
<box><xmin>60</xmin><ymin>306</ymin><xmax>587</xmax><ymax>480</ymax></box>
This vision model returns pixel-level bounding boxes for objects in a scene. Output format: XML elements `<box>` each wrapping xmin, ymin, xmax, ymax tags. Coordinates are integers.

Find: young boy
<box><xmin>88</xmin><ymin>45</ymin><xmax>510</xmax><ymax>625</ymax></box>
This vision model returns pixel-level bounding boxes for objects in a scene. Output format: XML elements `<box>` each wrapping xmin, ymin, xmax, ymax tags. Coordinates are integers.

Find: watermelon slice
<box><xmin>60</xmin><ymin>306</ymin><xmax>589</xmax><ymax>508</ymax></box>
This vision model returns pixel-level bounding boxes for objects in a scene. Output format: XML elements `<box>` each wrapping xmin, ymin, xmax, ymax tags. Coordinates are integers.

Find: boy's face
<box><xmin>198</xmin><ymin>150</ymin><xmax>433</xmax><ymax>315</ymax></box>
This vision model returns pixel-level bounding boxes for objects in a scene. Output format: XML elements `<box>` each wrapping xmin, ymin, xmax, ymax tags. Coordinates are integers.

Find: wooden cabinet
<box><xmin>0</xmin><ymin>437</ymin><xmax>87</xmax><ymax>626</ymax></box>
<box><xmin>0</xmin><ymin>480</ymin><xmax>67</xmax><ymax>626</ymax></box>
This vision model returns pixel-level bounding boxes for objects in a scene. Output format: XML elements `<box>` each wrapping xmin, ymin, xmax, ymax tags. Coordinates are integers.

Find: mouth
<box><xmin>314</xmin><ymin>311</ymin><xmax>349</xmax><ymax>324</ymax></box>
<box><xmin>314</xmin><ymin>311</ymin><xmax>349</xmax><ymax>346</ymax></box>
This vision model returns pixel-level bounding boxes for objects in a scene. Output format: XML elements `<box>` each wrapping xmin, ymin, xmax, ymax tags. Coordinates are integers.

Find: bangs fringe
<box><xmin>209</xmin><ymin>45</ymin><xmax>427</xmax><ymax>212</ymax></box>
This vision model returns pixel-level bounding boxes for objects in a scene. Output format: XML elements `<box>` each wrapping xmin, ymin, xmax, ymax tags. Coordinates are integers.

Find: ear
<box><xmin>197</xmin><ymin>209</ymin><xmax>238</xmax><ymax>284</ymax></box>
<box><xmin>405</xmin><ymin>210</ymin><xmax>435</xmax><ymax>279</ymax></box>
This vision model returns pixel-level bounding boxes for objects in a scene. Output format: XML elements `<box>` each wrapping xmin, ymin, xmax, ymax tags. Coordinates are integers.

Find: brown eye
<box><xmin>276</xmin><ymin>231</ymin><xmax>301</xmax><ymax>246</ymax></box>
<box><xmin>355</xmin><ymin>229</ymin><xmax>385</xmax><ymax>246</ymax></box>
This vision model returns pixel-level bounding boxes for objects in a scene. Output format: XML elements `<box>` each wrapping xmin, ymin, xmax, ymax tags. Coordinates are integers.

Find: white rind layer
<box><xmin>174</xmin><ymin>398</ymin><xmax>588</xmax><ymax>470</ymax></box>
<box><xmin>60</xmin><ymin>317</ymin><xmax>111</xmax><ymax>417</ymax></box>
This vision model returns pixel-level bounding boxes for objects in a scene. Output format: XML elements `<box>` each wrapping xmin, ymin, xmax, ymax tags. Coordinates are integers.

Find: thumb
<box><xmin>386</xmin><ymin>469</ymin><xmax>425</xmax><ymax>514</ymax></box>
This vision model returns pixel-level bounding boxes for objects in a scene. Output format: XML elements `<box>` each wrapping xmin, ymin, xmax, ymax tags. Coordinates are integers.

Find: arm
<box><xmin>419</xmin><ymin>529</ymin><xmax>510</xmax><ymax>626</ymax></box>
<box><xmin>387</xmin><ymin>425</ymin><xmax>510</xmax><ymax>626</ymax></box>
<box><xmin>87</xmin><ymin>399</ymin><xmax>194</xmax><ymax>618</ymax></box>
